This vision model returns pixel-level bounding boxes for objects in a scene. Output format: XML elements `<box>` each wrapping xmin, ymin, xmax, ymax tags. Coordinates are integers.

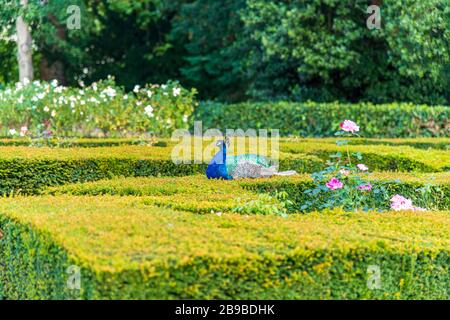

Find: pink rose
<box><xmin>390</xmin><ymin>195</ymin><xmax>414</xmax><ymax>211</ymax></box>
<box><xmin>339</xmin><ymin>120</ymin><xmax>359</xmax><ymax>133</ymax></box>
<box><xmin>326</xmin><ymin>178</ymin><xmax>344</xmax><ymax>190</ymax></box>
<box><xmin>20</xmin><ymin>126</ymin><xmax>28</xmax><ymax>137</ymax></box>
<box><xmin>357</xmin><ymin>164</ymin><xmax>368</xmax><ymax>171</ymax></box>
<box><xmin>357</xmin><ymin>184</ymin><xmax>372</xmax><ymax>191</ymax></box>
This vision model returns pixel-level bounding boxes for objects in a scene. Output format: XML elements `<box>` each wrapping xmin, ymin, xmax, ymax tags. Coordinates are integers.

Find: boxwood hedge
<box><xmin>0</xmin><ymin>196</ymin><xmax>448</xmax><ymax>299</ymax></box>
<box><xmin>0</xmin><ymin>140</ymin><xmax>447</xmax><ymax>195</ymax></box>
<box><xmin>45</xmin><ymin>173</ymin><xmax>450</xmax><ymax>213</ymax></box>
<box><xmin>194</xmin><ymin>101</ymin><xmax>450</xmax><ymax>138</ymax></box>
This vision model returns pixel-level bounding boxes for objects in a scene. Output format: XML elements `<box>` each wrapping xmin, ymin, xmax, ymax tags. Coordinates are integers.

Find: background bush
<box><xmin>194</xmin><ymin>101</ymin><xmax>449</xmax><ymax>137</ymax></box>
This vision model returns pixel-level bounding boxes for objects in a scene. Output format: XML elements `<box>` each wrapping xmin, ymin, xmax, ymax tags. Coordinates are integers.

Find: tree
<box><xmin>16</xmin><ymin>0</ymin><xmax>33</xmax><ymax>82</ymax></box>
<box><xmin>240</xmin><ymin>0</ymin><xmax>450</xmax><ymax>104</ymax></box>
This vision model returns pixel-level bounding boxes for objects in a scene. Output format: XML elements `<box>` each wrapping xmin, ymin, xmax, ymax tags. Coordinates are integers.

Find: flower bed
<box><xmin>0</xmin><ymin>78</ymin><xmax>197</xmax><ymax>137</ymax></box>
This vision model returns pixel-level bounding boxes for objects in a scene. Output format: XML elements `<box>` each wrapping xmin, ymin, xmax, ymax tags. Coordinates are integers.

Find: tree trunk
<box><xmin>16</xmin><ymin>0</ymin><xmax>34</xmax><ymax>83</ymax></box>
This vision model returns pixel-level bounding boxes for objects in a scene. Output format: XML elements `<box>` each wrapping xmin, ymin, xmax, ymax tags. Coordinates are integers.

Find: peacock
<box><xmin>206</xmin><ymin>139</ymin><xmax>297</xmax><ymax>180</ymax></box>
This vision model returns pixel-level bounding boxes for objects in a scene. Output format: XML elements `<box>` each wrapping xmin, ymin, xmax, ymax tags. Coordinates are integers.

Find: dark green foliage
<box><xmin>3</xmin><ymin>0</ymin><xmax>448</xmax><ymax>103</ymax></box>
<box><xmin>239</xmin><ymin>0</ymin><xmax>450</xmax><ymax>103</ymax></box>
<box><xmin>194</xmin><ymin>101</ymin><xmax>449</xmax><ymax>137</ymax></box>
<box><xmin>172</xmin><ymin>0</ymin><xmax>248</xmax><ymax>101</ymax></box>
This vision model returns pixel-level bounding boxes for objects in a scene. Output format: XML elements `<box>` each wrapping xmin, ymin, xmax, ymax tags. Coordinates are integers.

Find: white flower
<box><xmin>54</xmin><ymin>86</ymin><xmax>63</xmax><ymax>94</ymax></box>
<box><xmin>51</xmin><ymin>110</ymin><xmax>56</xmax><ymax>117</ymax></box>
<box><xmin>37</xmin><ymin>93</ymin><xmax>45</xmax><ymax>100</ymax></box>
<box><xmin>44</xmin><ymin>106</ymin><xmax>50</xmax><ymax>112</ymax></box>
<box><xmin>102</xmin><ymin>87</ymin><xmax>116</xmax><ymax>98</ymax></box>
<box><xmin>123</xmin><ymin>94</ymin><xmax>128</xmax><ymax>100</ymax></box>
<box><xmin>133</xmin><ymin>85</ymin><xmax>140</xmax><ymax>93</ymax></box>
<box><xmin>147</xmin><ymin>90</ymin><xmax>152</xmax><ymax>98</ymax></box>
<box><xmin>144</xmin><ymin>105</ymin><xmax>154</xmax><ymax>117</ymax></box>
<box><xmin>183</xmin><ymin>114</ymin><xmax>189</xmax><ymax>123</ymax></box>
<box><xmin>83</xmin><ymin>68</ymin><xmax>89</xmax><ymax>74</ymax></box>
<box><xmin>9</xmin><ymin>128</ymin><xmax>17</xmax><ymax>136</ymax></box>
<box><xmin>161</xmin><ymin>84</ymin><xmax>167</xmax><ymax>90</ymax></box>
<box><xmin>23</xmin><ymin>78</ymin><xmax>30</xmax><ymax>85</ymax></box>
<box><xmin>51</xmin><ymin>79</ymin><xmax>58</xmax><ymax>87</ymax></box>
<box><xmin>173</xmin><ymin>87</ymin><xmax>181</xmax><ymax>97</ymax></box>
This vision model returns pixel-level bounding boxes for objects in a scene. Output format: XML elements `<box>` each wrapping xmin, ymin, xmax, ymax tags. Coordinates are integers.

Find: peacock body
<box><xmin>206</xmin><ymin>140</ymin><xmax>296</xmax><ymax>180</ymax></box>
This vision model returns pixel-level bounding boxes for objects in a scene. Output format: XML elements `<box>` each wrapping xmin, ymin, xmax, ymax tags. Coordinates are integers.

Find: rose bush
<box><xmin>302</xmin><ymin>120</ymin><xmax>433</xmax><ymax>212</ymax></box>
<box><xmin>0</xmin><ymin>77</ymin><xmax>197</xmax><ymax>137</ymax></box>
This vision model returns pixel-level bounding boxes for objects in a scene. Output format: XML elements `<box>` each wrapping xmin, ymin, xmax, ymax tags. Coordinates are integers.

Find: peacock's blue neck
<box><xmin>221</xmin><ymin>143</ymin><xmax>227</xmax><ymax>164</ymax></box>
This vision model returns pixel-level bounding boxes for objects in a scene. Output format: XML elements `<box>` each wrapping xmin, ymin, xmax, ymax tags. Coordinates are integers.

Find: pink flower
<box><xmin>339</xmin><ymin>169</ymin><xmax>350</xmax><ymax>176</ymax></box>
<box><xmin>357</xmin><ymin>184</ymin><xmax>372</xmax><ymax>191</ymax></box>
<box><xmin>357</xmin><ymin>164</ymin><xmax>368</xmax><ymax>171</ymax></box>
<box><xmin>340</xmin><ymin>120</ymin><xmax>359</xmax><ymax>133</ymax></box>
<box><xmin>20</xmin><ymin>126</ymin><xmax>28</xmax><ymax>137</ymax></box>
<box><xmin>390</xmin><ymin>195</ymin><xmax>414</xmax><ymax>211</ymax></box>
<box><xmin>326</xmin><ymin>178</ymin><xmax>344</xmax><ymax>190</ymax></box>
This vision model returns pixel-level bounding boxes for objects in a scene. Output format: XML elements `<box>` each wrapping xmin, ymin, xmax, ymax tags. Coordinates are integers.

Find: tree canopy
<box><xmin>0</xmin><ymin>0</ymin><xmax>449</xmax><ymax>104</ymax></box>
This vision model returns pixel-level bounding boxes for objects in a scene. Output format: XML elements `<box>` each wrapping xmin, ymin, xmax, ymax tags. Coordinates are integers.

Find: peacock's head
<box><xmin>216</xmin><ymin>137</ymin><xmax>230</xmax><ymax>149</ymax></box>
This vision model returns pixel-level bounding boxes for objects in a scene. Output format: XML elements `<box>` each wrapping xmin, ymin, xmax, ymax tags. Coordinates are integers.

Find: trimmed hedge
<box><xmin>282</xmin><ymin>138</ymin><xmax>450</xmax><ymax>150</ymax></box>
<box><xmin>280</xmin><ymin>142</ymin><xmax>450</xmax><ymax>172</ymax></box>
<box><xmin>45</xmin><ymin>173</ymin><xmax>450</xmax><ymax>212</ymax></box>
<box><xmin>0</xmin><ymin>138</ymin><xmax>169</xmax><ymax>148</ymax></box>
<box><xmin>0</xmin><ymin>196</ymin><xmax>448</xmax><ymax>299</ymax></box>
<box><xmin>0</xmin><ymin>140</ymin><xmax>447</xmax><ymax>195</ymax></box>
<box><xmin>194</xmin><ymin>101</ymin><xmax>450</xmax><ymax>138</ymax></box>
<box><xmin>0</xmin><ymin>137</ymin><xmax>448</xmax><ymax>150</ymax></box>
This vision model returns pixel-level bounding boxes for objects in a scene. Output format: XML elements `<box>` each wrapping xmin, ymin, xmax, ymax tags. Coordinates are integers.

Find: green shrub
<box><xmin>0</xmin><ymin>196</ymin><xmax>448</xmax><ymax>299</ymax></box>
<box><xmin>0</xmin><ymin>78</ymin><xmax>197</xmax><ymax>137</ymax></box>
<box><xmin>194</xmin><ymin>101</ymin><xmax>450</xmax><ymax>137</ymax></box>
<box><xmin>242</xmin><ymin>177</ymin><xmax>450</xmax><ymax>212</ymax></box>
<box><xmin>238</xmin><ymin>0</ymin><xmax>450</xmax><ymax>104</ymax></box>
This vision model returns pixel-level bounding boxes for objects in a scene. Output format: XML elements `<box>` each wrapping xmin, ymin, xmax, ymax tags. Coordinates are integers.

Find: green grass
<box><xmin>0</xmin><ymin>196</ymin><xmax>448</xmax><ymax>299</ymax></box>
